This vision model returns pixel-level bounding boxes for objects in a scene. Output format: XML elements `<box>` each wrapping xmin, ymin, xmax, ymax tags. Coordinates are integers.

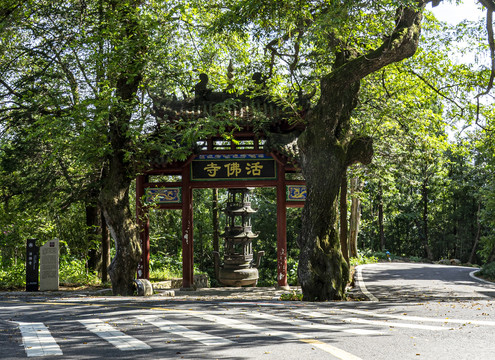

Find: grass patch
<box><xmin>350</xmin><ymin>251</ymin><xmax>379</xmax><ymax>266</ymax></box>
<box><xmin>280</xmin><ymin>290</ymin><xmax>303</xmax><ymax>301</ymax></box>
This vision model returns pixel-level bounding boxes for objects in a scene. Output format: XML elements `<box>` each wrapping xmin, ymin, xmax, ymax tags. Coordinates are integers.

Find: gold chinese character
<box><xmin>224</xmin><ymin>162</ymin><xmax>242</xmax><ymax>177</ymax></box>
<box><xmin>204</xmin><ymin>162</ymin><xmax>221</xmax><ymax>177</ymax></box>
<box><xmin>246</xmin><ymin>161</ymin><xmax>263</xmax><ymax>176</ymax></box>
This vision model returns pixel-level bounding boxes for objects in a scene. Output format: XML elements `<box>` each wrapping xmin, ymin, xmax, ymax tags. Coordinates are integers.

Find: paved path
<box><xmin>2</xmin><ymin>295</ymin><xmax>495</xmax><ymax>359</ymax></box>
<box><xmin>0</xmin><ymin>286</ymin><xmax>292</xmax><ymax>301</ymax></box>
<box><xmin>355</xmin><ymin>262</ymin><xmax>495</xmax><ymax>302</ymax></box>
<box><xmin>2</xmin><ymin>264</ymin><xmax>495</xmax><ymax>359</ymax></box>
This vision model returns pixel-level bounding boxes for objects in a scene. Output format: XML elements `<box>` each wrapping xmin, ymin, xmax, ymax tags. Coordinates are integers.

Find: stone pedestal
<box><xmin>40</xmin><ymin>239</ymin><xmax>59</xmax><ymax>291</ymax></box>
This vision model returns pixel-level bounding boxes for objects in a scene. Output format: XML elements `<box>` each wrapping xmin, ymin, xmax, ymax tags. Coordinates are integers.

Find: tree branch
<box><xmin>408</xmin><ymin>69</ymin><xmax>464</xmax><ymax>115</ymax></box>
<box><xmin>323</xmin><ymin>1</ymin><xmax>428</xmax><ymax>91</ymax></box>
<box><xmin>345</xmin><ymin>136</ymin><xmax>373</xmax><ymax>167</ymax></box>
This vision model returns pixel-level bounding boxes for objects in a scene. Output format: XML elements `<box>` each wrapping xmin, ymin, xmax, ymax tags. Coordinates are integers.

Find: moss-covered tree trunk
<box><xmin>297</xmin><ymin>141</ymin><xmax>350</xmax><ymax>300</ymax></box>
<box><xmin>99</xmin><ymin>84</ymin><xmax>143</xmax><ymax>295</ymax></box>
<box><xmin>298</xmin><ymin>76</ymin><xmax>372</xmax><ymax>300</ymax></box>
<box><xmin>100</xmin><ymin>154</ymin><xmax>141</xmax><ymax>295</ymax></box>
<box><xmin>296</xmin><ymin>2</ymin><xmax>427</xmax><ymax>300</ymax></box>
<box><xmin>97</xmin><ymin>0</ymin><xmax>147</xmax><ymax>295</ymax></box>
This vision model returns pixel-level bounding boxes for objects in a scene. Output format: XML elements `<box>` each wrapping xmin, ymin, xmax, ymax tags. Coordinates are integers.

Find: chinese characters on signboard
<box><xmin>191</xmin><ymin>154</ymin><xmax>277</xmax><ymax>181</ymax></box>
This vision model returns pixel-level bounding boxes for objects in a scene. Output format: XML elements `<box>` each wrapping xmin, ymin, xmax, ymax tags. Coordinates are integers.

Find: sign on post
<box><xmin>40</xmin><ymin>239</ymin><xmax>59</xmax><ymax>291</ymax></box>
<box><xmin>26</xmin><ymin>239</ymin><xmax>39</xmax><ymax>292</ymax></box>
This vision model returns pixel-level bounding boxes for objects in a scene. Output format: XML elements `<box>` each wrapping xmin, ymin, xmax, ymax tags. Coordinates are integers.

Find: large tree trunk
<box><xmin>298</xmin><ymin>141</ymin><xmax>350</xmax><ymax>301</ymax></box>
<box><xmin>297</xmin><ymin>75</ymin><xmax>372</xmax><ymax>300</ymax></box>
<box><xmin>296</xmin><ymin>2</ymin><xmax>425</xmax><ymax>301</ymax></box>
<box><xmin>100</xmin><ymin>155</ymin><xmax>141</xmax><ymax>295</ymax></box>
<box><xmin>96</xmin><ymin>1</ymin><xmax>147</xmax><ymax>295</ymax></box>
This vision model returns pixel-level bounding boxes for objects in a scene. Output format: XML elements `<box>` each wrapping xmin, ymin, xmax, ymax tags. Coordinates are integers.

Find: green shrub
<box><xmin>409</xmin><ymin>256</ymin><xmax>423</xmax><ymax>263</ymax></box>
<box><xmin>350</xmin><ymin>251</ymin><xmax>379</xmax><ymax>266</ymax></box>
<box><xmin>149</xmin><ymin>253</ymin><xmax>183</xmax><ymax>280</ymax></box>
<box><xmin>478</xmin><ymin>262</ymin><xmax>495</xmax><ymax>281</ymax></box>
<box><xmin>59</xmin><ymin>256</ymin><xmax>100</xmax><ymax>286</ymax></box>
<box><xmin>0</xmin><ymin>262</ymin><xmax>25</xmax><ymax>289</ymax></box>
<box><xmin>287</xmin><ymin>257</ymin><xmax>298</xmax><ymax>285</ymax></box>
<box><xmin>280</xmin><ymin>290</ymin><xmax>303</xmax><ymax>301</ymax></box>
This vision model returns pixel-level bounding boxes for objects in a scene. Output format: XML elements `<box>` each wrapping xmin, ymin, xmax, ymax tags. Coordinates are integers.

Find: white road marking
<box><xmin>469</xmin><ymin>269</ymin><xmax>495</xmax><ymax>285</ymax></box>
<box><xmin>342</xmin><ymin>317</ymin><xmax>446</xmax><ymax>331</ymax></box>
<box><xmin>218</xmin><ymin>301</ymin><xmax>285</xmax><ymax>307</ymax></box>
<box><xmin>248</xmin><ymin>310</ymin><xmax>382</xmax><ymax>335</ymax></box>
<box><xmin>295</xmin><ymin>310</ymin><xmax>445</xmax><ymax>331</ymax></box>
<box><xmin>355</xmin><ymin>265</ymin><xmax>378</xmax><ymax>301</ymax></box>
<box><xmin>300</xmin><ymin>339</ymin><xmax>364</xmax><ymax>360</ymax></box>
<box><xmin>193</xmin><ymin>313</ymin><xmax>301</xmax><ymax>339</ymax></box>
<box><xmin>338</xmin><ymin>308</ymin><xmax>495</xmax><ymax>327</ymax></box>
<box><xmin>138</xmin><ymin>315</ymin><xmax>234</xmax><ymax>345</ymax></box>
<box><xmin>78</xmin><ymin>319</ymin><xmax>151</xmax><ymax>350</ymax></box>
<box><xmin>189</xmin><ymin>312</ymin><xmax>364</xmax><ymax>360</ymax></box>
<box><xmin>15</xmin><ymin>322</ymin><xmax>62</xmax><ymax>357</ymax></box>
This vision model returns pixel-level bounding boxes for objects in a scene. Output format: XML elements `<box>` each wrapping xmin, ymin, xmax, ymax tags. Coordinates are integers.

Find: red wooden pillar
<box><xmin>136</xmin><ymin>175</ymin><xmax>150</xmax><ymax>279</ymax></box>
<box><xmin>181</xmin><ymin>166</ymin><xmax>194</xmax><ymax>288</ymax></box>
<box><xmin>276</xmin><ymin>163</ymin><xmax>289</xmax><ymax>289</ymax></box>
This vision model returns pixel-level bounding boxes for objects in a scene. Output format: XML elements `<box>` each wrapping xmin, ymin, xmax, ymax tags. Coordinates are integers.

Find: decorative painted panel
<box><xmin>145</xmin><ymin>187</ymin><xmax>182</xmax><ymax>204</ymax></box>
<box><xmin>286</xmin><ymin>185</ymin><xmax>307</xmax><ymax>201</ymax></box>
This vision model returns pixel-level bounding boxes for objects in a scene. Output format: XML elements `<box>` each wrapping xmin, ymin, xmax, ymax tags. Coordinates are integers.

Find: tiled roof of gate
<box><xmin>150</xmin><ymin>74</ymin><xmax>306</xmax><ymax>133</ymax></box>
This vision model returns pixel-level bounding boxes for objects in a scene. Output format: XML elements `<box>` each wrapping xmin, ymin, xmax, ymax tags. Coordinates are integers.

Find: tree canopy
<box><xmin>1</xmin><ymin>0</ymin><xmax>495</xmax><ymax>298</ymax></box>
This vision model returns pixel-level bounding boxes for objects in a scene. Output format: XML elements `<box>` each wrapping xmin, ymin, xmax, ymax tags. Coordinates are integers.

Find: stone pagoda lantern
<box><xmin>214</xmin><ymin>188</ymin><xmax>264</xmax><ymax>286</ymax></box>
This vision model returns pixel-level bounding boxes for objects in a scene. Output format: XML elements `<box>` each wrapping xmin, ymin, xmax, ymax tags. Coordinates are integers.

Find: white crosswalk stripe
<box><xmin>187</xmin><ymin>312</ymin><xmax>365</xmax><ymax>360</ymax></box>
<box><xmin>138</xmin><ymin>315</ymin><xmax>235</xmax><ymax>345</ymax></box>
<box><xmin>190</xmin><ymin>312</ymin><xmax>302</xmax><ymax>339</ymax></box>
<box><xmin>78</xmin><ymin>319</ymin><xmax>151</xmax><ymax>351</ymax></box>
<box><xmin>338</xmin><ymin>307</ymin><xmax>495</xmax><ymax>326</ymax></box>
<box><xmin>14</xmin><ymin>308</ymin><xmax>434</xmax><ymax>358</ymax></box>
<box><xmin>247</xmin><ymin>310</ymin><xmax>382</xmax><ymax>335</ymax></box>
<box><xmin>294</xmin><ymin>310</ymin><xmax>447</xmax><ymax>331</ymax></box>
<box><xmin>341</xmin><ymin>317</ymin><xmax>447</xmax><ymax>330</ymax></box>
<box><xmin>15</xmin><ymin>322</ymin><xmax>62</xmax><ymax>357</ymax></box>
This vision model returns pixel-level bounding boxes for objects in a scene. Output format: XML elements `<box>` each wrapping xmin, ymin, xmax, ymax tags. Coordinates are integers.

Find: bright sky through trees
<box><xmin>430</xmin><ymin>0</ymin><xmax>484</xmax><ymax>23</ymax></box>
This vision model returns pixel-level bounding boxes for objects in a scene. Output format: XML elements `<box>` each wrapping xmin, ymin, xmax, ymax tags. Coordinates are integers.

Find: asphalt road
<box><xmin>1</xmin><ymin>263</ymin><xmax>494</xmax><ymax>360</ymax></box>
<box><xmin>355</xmin><ymin>262</ymin><xmax>495</xmax><ymax>302</ymax></box>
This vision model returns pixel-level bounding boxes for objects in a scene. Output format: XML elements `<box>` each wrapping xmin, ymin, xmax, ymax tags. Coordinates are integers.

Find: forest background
<box><xmin>1</xmin><ymin>0</ymin><xmax>495</xmax><ymax>292</ymax></box>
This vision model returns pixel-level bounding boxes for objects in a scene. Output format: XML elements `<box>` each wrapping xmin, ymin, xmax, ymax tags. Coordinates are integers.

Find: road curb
<box><xmin>469</xmin><ymin>269</ymin><xmax>495</xmax><ymax>285</ymax></box>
